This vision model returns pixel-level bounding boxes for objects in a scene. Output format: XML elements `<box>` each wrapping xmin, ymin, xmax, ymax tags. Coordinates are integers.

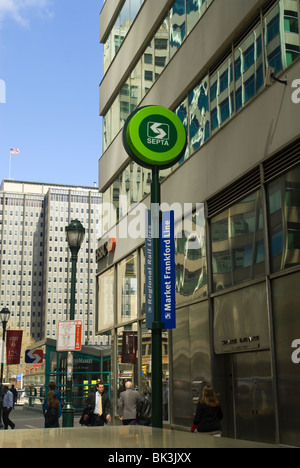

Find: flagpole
<box><xmin>9</xmin><ymin>148</ymin><xmax>20</xmax><ymax>179</ymax></box>
<box><xmin>9</xmin><ymin>150</ymin><xmax>11</xmax><ymax>180</ymax></box>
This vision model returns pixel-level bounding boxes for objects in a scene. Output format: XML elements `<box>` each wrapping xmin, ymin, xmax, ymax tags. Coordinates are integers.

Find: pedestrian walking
<box><xmin>119</xmin><ymin>381</ymin><xmax>139</xmax><ymax>425</ymax></box>
<box><xmin>90</xmin><ymin>378</ymin><xmax>102</xmax><ymax>393</ymax></box>
<box><xmin>2</xmin><ymin>386</ymin><xmax>15</xmax><ymax>430</ymax></box>
<box><xmin>190</xmin><ymin>385</ymin><xmax>223</xmax><ymax>435</ymax></box>
<box><xmin>81</xmin><ymin>381</ymin><xmax>111</xmax><ymax>427</ymax></box>
<box><xmin>136</xmin><ymin>386</ymin><xmax>152</xmax><ymax>426</ymax></box>
<box><xmin>44</xmin><ymin>392</ymin><xmax>60</xmax><ymax>428</ymax></box>
<box><xmin>43</xmin><ymin>381</ymin><xmax>62</xmax><ymax>421</ymax></box>
<box><xmin>118</xmin><ymin>378</ymin><xmax>127</xmax><ymax>396</ymax></box>
<box><xmin>10</xmin><ymin>385</ymin><xmax>18</xmax><ymax>407</ymax></box>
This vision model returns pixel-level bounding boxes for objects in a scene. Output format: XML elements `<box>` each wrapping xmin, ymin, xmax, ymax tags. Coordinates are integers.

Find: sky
<box><xmin>0</xmin><ymin>0</ymin><xmax>104</xmax><ymax>187</ymax></box>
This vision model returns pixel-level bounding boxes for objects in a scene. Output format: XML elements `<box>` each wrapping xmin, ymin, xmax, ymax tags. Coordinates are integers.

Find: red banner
<box><xmin>121</xmin><ymin>331</ymin><xmax>137</xmax><ymax>364</ymax></box>
<box><xmin>6</xmin><ymin>330</ymin><xmax>23</xmax><ymax>365</ymax></box>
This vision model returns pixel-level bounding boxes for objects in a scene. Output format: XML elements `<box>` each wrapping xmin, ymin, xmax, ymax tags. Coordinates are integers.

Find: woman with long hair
<box><xmin>191</xmin><ymin>385</ymin><xmax>223</xmax><ymax>435</ymax></box>
<box><xmin>44</xmin><ymin>392</ymin><xmax>60</xmax><ymax>428</ymax></box>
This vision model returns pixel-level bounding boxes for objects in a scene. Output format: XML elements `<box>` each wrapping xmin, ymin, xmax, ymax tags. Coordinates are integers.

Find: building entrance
<box><xmin>225</xmin><ymin>351</ymin><xmax>276</xmax><ymax>444</ymax></box>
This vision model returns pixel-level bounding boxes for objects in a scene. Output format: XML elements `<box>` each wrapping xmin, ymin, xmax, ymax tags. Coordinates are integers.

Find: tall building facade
<box><xmin>0</xmin><ymin>180</ymin><xmax>105</xmax><ymax>347</ymax></box>
<box><xmin>97</xmin><ymin>0</ymin><xmax>300</xmax><ymax>446</ymax></box>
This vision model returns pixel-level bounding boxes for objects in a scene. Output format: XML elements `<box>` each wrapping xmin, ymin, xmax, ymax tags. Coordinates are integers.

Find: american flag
<box><xmin>10</xmin><ymin>148</ymin><xmax>20</xmax><ymax>155</ymax></box>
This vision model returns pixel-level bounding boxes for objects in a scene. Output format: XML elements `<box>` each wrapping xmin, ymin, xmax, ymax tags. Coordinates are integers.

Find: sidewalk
<box><xmin>0</xmin><ymin>405</ymin><xmax>81</xmax><ymax>430</ymax></box>
<box><xmin>0</xmin><ymin>423</ymin><xmax>281</xmax><ymax>449</ymax></box>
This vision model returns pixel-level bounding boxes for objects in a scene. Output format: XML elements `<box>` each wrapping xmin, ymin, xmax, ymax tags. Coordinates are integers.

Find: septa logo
<box><xmin>147</xmin><ymin>122</ymin><xmax>170</xmax><ymax>140</ymax></box>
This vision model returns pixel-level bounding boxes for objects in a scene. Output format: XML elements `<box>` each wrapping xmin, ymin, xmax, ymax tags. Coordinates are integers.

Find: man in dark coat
<box><xmin>82</xmin><ymin>381</ymin><xmax>111</xmax><ymax>427</ymax></box>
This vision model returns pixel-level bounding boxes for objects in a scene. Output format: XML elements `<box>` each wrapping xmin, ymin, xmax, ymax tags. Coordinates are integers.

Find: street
<box><xmin>1</xmin><ymin>406</ymin><xmax>44</xmax><ymax>430</ymax></box>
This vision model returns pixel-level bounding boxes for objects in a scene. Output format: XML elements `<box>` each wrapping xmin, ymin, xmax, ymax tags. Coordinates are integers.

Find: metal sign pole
<box><xmin>122</xmin><ymin>106</ymin><xmax>187</xmax><ymax>429</ymax></box>
<box><xmin>151</xmin><ymin>166</ymin><xmax>163</xmax><ymax>428</ymax></box>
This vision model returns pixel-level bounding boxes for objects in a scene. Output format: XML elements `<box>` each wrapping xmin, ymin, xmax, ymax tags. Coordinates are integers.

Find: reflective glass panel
<box><xmin>210</xmin><ymin>56</ymin><xmax>234</xmax><ymax>134</ymax></box>
<box><xmin>175</xmin><ymin>205</ymin><xmax>207</xmax><ymax>303</ymax></box>
<box><xmin>119</xmin><ymin>77</ymin><xmax>131</xmax><ymax>126</ymax></box>
<box><xmin>120</xmin><ymin>0</ymin><xmax>130</xmax><ymax>48</ymax></box>
<box><xmin>112</xmin><ymin>177</ymin><xmax>120</xmax><ymax>223</ymax></box>
<box><xmin>130</xmin><ymin>0</ymin><xmax>142</xmax><ymax>20</ymax></box>
<box><xmin>175</xmin><ymin>98</ymin><xmax>189</xmax><ymax>164</ymax></box>
<box><xmin>142</xmin><ymin>40</ymin><xmax>154</xmax><ymax>95</ymax></box>
<box><xmin>264</xmin><ymin>0</ymin><xmax>300</xmax><ymax>74</ymax></box>
<box><xmin>102</xmin><ymin>186</ymin><xmax>112</xmax><ymax>235</ymax></box>
<box><xmin>117</xmin><ymin>253</ymin><xmax>138</xmax><ymax>324</ymax></box>
<box><xmin>235</xmin><ymin>24</ymin><xmax>264</xmax><ymax>112</ymax></box>
<box><xmin>140</xmin><ymin>321</ymin><xmax>169</xmax><ymax>421</ymax></box>
<box><xmin>172</xmin><ymin>306</ymin><xmax>191</xmax><ymax>427</ymax></box>
<box><xmin>189</xmin><ymin>75</ymin><xmax>210</xmax><ymax>154</ymax></box>
<box><xmin>186</xmin><ymin>0</ymin><xmax>206</xmax><ymax>34</ymax></box>
<box><xmin>162</xmin><ymin>329</ymin><xmax>169</xmax><ymax>421</ymax></box>
<box><xmin>142</xmin><ymin>167</ymin><xmax>152</xmax><ymax>198</ymax></box>
<box><xmin>103</xmin><ymin>0</ymin><xmax>144</xmax><ymax>72</ymax></box>
<box><xmin>97</xmin><ymin>267</ymin><xmax>115</xmax><ymax>332</ymax></box>
<box><xmin>119</xmin><ymin>165</ymin><xmax>131</xmax><ymax>219</ymax></box>
<box><xmin>140</xmin><ymin>247</ymin><xmax>146</xmax><ymax>316</ymax></box>
<box><xmin>112</xmin><ymin>15</ymin><xmax>120</xmax><ymax>59</ymax></box>
<box><xmin>272</xmin><ymin>272</ymin><xmax>300</xmax><ymax>446</ymax></box>
<box><xmin>172</xmin><ymin>302</ymin><xmax>211</xmax><ymax>427</ymax></box>
<box><xmin>214</xmin><ymin>284</ymin><xmax>270</xmax><ymax>354</ymax></box>
<box><xmin>103</xmin><ymin>30</ymin><xmax>112</xmax><ymax>75</ymax></box>
<box><xmin>267</xmin><ymin>165</ymin><xmax>300</xmax><ymax>273</ymax></box>
<box><xmin>154</xmin><ymin>18</ymin><xmax>169</xmax><ymax>80</ymax></box>
<box><xmin>110</xmin><ymin>95</ymin><xmax>120</xmax><ymax>143</ymax></box>
<box><xmin>103</xmin><ymin>110</ymin><xmax>110</xmax><ymax>153</ymax></box>
<box><xmin>141</xmin><ymin>321</ymin><xmax>151</xmax><ymax>389</ymax></box>
<box><xmin>130</xmin><ymin>162</ymin><xmax>143</xmax><ymax>205</ymax></box>
<box><xmin>170</xmin><ymin>0</ymin><xmax>186</xmax><ymax>58</ymax></box>
<box><xmin>211</xmin><ymin>190</ymin><xmax>265</xmax><ymax>291</ymax></box>
<box><xmin>131</xmin><ymin>59</ymin><xmax>142</xmax><ymax>109</ymax></box>
<box><xmin>116</xmin><ymin>324</ymin><xmax>138</xmax><ymax>392</ymax></box>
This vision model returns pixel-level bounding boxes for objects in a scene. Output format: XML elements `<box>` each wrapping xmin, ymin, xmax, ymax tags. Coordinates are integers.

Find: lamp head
<box><xmin>0</xmin><ymin>307</ymin><xmax>10</xmax><ymax>324</ymax></box>
<box><xmin>65</xmin><ymin>219</ymin><xmax>85</xmax><ymax>250</ymax></box>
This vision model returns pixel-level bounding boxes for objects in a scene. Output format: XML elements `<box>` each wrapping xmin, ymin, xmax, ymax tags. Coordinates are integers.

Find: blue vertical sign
<box><xmin>145</xmin><ymin>210</ymin><xmax>154</xmax><ymax>328</ymax></box>
<box><xmin>160</xmin><ymin>211</ymin><xmax>176</xmax><ymax>329</ymax></box>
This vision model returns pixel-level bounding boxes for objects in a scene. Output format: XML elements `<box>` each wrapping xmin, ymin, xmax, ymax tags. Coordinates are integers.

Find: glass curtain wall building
<box><xmin>97</xmin><ymin>0</ymin><xmax>300</xmax><ymax>446</ymax></box>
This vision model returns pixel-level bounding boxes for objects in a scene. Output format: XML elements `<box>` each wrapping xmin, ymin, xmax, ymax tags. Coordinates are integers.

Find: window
<box><xmin>170</xmin><ymin>0</ymin><xmax>186</xmax><ymax>57</ymax></box>
<box><xmin>235</xmin><ymin>23</ymin><xmax>263</xmax><ymax>112</ymax></box>
<box><xmin>115</xmin><ymin>324</ymin><xmax>138</xmax><ymax>389</ymax></box>
<box><xmin>144</xmin><ymin>53</ymin><xmax>152</xmax><ymax>64</ymax></box>
<box><xmin>117</xmin><ymin>253</ymin><xmax>138</xmax><ymax>324</ymax></box>
<box><xmin>267</xmin><ymin>165</ymin><xmax>300</xmax><ymax>273</ymax></box>
<box><xmin>284</xmin><ymin>11</ymin><xmax>299</xmax><ymax>34</ymax></box>
<box><xmin>211</xmin><ymin>190</ymin><xmax>265</xmax><ymax>291</ymax></box>
<box><xmin>264</xmin><ymin>0</ymin><xmax>300</xmax><ymax>74</ymax></box>
<box><xmin>189</xmin><ymin>75</ymin><xmax>210</xmax><ymax>153</ymax></box>
<box><xmin>175</xmin><ymin>205</ymin><xmax>207</xmax><ymax>303</ymax></box>
<box><xmin>103</xmin><ymin>0</ymin><xmax>144</xmax><ymax>73</ymax></box>
<box><xmin>97</xmin><ymin>267</ymin><xmax>115</xmax><ymax>332</ymax></box>
<box><xmin>186</xmin><ymin>0</ymin><xmax>206</xmax><ymax>34</ymax></box>
<box><xmin>175</xmin><ymin>99</ymin><xmax>189</xmax><ymax>164</ymax></box>
<box><xmin>210</xmin><ymin>57</ymin><xmax>234</xmax><ymax>133</ymax></box>
<box><xmin>144</xmin><ymin>70</ymin><xmax>153</xmax><ymax>81</ymax></box>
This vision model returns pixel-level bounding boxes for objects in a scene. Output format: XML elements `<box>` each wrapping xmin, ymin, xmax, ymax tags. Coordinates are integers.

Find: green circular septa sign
<box><xmin>123</xmin><ymin>106</ymin><xmax>187</xmax><ymax>169</ymax></box>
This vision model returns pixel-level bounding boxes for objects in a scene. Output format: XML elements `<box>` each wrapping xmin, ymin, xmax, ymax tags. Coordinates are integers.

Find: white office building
<box><xmin>0</xmin><ymin>179</ymin><xmax>105</xmax><ymax>346</ymax></box>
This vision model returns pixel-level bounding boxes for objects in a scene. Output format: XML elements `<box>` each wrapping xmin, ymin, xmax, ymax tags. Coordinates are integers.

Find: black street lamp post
<box><xmin>0</xmin><ymin>307</ymin><xmax>10</xmax><ymax>429</ymax></box>
<box><xmin>62</xmin><ymin>219</ymin><xmax>85</xmax><ymax>428</ymax></box>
